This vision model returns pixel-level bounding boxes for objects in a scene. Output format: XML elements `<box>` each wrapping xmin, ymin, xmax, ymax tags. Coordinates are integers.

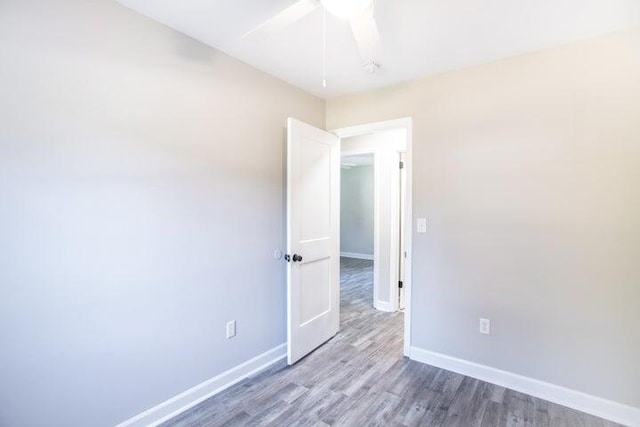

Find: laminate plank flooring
<box><xmin>161</xmin><ymin>257</ymin><xmax>622</xmax><ymax>427</ymax></box>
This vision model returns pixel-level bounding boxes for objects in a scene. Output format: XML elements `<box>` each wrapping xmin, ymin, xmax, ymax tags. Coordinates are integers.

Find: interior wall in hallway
<box><xmin>341</xmin><ymin>164</ymin><xmax>375</xmax><ymax>257</ymax></box>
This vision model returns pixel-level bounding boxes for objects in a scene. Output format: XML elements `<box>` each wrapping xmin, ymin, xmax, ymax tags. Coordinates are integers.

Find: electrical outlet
<box><xmin>226</xmin><ymin>320</ymin><xmax>236</xmax><ymax>339</ymax></box>
<box><xmin>479</xmin><ymin>318</ymin><xmax>490</xmax><ymax>335</ymax></box>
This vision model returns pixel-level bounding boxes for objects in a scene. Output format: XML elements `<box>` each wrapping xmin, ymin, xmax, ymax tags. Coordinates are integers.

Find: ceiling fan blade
<box><xmin>243</xmin><ymin>0</ymin><xmax>319</xmax><ymax>41</ymax></box>
<box><xmin>349</xmin><ymin>5</ymin><xmax>382</xmax><ymax>62</ymax></box>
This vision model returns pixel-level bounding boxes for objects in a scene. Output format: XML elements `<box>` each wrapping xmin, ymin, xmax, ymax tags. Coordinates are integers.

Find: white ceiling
<box><xmin>117</xmin><ymin>0</ymin><xmax>640</xmax><ymax>98</ymax></box>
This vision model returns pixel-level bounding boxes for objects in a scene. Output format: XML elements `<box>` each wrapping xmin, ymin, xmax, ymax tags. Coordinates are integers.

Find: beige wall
<box><xmin>0</xmin><ymin>1</ymin><xmax>323</xmax><ymax>426</ymax></box>
<box><xmin>328</xmin><ymin>30</ymin><xmax>640</xmax><ymax>408</ymax></box>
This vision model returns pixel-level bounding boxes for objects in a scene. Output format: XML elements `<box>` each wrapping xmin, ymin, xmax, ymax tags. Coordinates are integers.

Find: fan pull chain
<box><xmin>322</xmin><ymin>6</ymin><xmax>327</xmax><ymax>88</ymax></box>
<box><xmin>363</xmin><ymin>0</ymin><xmax>380</xmax><ymax>75</ymax></box>
<box><xmin>371</xmin><ymin>0</ymin><xmax>376</xmax><ymax>62</ymax></box>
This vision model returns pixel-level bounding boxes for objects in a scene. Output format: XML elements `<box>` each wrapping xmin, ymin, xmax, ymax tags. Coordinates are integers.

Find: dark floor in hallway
<box><xmin>161</xmin><ymin>257</ymin><xmax>620</xmax><ymax>427</ymax></box>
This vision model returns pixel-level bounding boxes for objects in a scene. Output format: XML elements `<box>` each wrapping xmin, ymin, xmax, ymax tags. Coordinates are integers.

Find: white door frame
<box><xmin>332</xmin><ymin>117</ymin><xmax>413</xmax><ymax>356</ymax></box>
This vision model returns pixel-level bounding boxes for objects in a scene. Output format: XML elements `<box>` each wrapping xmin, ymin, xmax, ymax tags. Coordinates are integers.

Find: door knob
<box><xmin>292</xmin><ymin>254</ymin><xmax>303</xmax><ymax>262</ymax></box>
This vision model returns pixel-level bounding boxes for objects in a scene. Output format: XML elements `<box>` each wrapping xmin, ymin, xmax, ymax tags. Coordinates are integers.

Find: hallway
<box><xmin>339</xmin><ymin>257</ymin><xmax>375</xmax><ymax>315</ymax></box>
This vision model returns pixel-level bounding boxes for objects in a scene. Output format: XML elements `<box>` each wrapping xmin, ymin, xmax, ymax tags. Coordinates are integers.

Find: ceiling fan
<box><xmin>244</xmin><ymin>0</ymin><xmax>382</xmax><ymax>83</ymax></box>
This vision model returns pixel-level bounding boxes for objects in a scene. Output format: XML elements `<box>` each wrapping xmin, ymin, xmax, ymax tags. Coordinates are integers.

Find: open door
<box><xmin>286</xmin><ymin>118</ymin><xmax>340</xmax><ymax>365</ymax></box>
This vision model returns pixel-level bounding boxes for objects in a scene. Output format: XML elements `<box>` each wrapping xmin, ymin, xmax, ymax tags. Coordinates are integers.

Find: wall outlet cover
<box><xmin>479</xmin><ymin>318</ymin><xmax>491</xmax><ymax>335</ymax></box>
<box><xmin>226</xmin><ymin>320</ymin><xmax>236</xmax><ymax>339</ymax></box>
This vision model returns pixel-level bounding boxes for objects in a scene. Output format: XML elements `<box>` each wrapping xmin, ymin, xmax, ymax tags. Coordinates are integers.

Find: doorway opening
<box><xmin>284</xmin><ymin>117</ymin><xmax>412</xmax><ymax>364</ymax></box>
<box><xmin>340</xmin><ymin>153</ymin><xmax>375</xmax><ymax>314</ymax></box>
<box><xmin>334</xmin><ymin>118</ymin><xmax>413</xmax><ymax>355</ymax></box>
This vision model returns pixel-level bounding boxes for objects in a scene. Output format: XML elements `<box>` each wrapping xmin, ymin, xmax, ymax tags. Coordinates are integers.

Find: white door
<box><xmin>287</xmin><ymin>118</ymin><xmax>340</xmax><ymax>365</ymax></box>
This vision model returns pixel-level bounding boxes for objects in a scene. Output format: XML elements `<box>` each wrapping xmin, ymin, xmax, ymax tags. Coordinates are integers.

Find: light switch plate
<box><xmin>417</xmin><ymin>218</ymin><xmax>427</xmax><ymax>233</ymax></box>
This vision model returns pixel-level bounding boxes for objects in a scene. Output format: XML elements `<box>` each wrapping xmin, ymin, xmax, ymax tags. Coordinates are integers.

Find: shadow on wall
<box><xmin>170</xmin><ymin>32</ymin><xmax>217</xmax><ymax>62</ymax></box>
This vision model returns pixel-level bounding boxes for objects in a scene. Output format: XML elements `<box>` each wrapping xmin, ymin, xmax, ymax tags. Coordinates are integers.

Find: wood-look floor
<box><xmin>162</xmin><ymin>257</ymin><xmax>621</xmax><ymax>427</ymax></box>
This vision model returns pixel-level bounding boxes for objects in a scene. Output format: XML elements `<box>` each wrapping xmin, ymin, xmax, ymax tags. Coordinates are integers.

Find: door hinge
<box><xmin>399</xmin><ymin>161</ymin><xmax>404</xmax><ymax>169</ymax></box>
<box><xmin>398</xmin><ymin>281</ymin><xmax>403</xmax><ymax>289</ymax></box>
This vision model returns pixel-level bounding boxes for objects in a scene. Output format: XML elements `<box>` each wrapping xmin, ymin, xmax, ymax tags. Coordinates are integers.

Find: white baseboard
<box><xmin>374</xmin><ymin>300</ymin><xmax>393</xmax><ymax>312</ymax></box>
<box><xmin>409</xmin><ymin>347</ymin><xmax>640</xmax><ymax>427</ymax></box>
<box><xmin>116</xmin><ymin>343</ymin><xmax>287</xmax><ymax>427</ymax></box>
<box><xmin>340</xmin><ymin>252</ymin><xmax>374</xmax><ymax>261</ymax></box>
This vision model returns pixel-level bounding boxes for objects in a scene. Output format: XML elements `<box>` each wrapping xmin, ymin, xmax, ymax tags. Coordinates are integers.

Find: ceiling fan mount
<box><xmin>363</xmin><ymin>61</ymin><xmax>380</xmax><ymax>74</ymax></box>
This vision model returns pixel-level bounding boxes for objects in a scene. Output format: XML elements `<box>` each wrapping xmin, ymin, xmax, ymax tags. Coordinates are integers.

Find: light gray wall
<box><xmin>0</xmin><ymin>1</ymin><xmax>324</xmax><ymax>426</ymax></box>
<box><xmin>340</xmin><ymin>165</ymin><xmax>374</xmax><ymax>256</ymax></box>
<box><xmin>328</xmin><ymin>30</ymin><xmax>640</xmax><ymax>408</ymax></box>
